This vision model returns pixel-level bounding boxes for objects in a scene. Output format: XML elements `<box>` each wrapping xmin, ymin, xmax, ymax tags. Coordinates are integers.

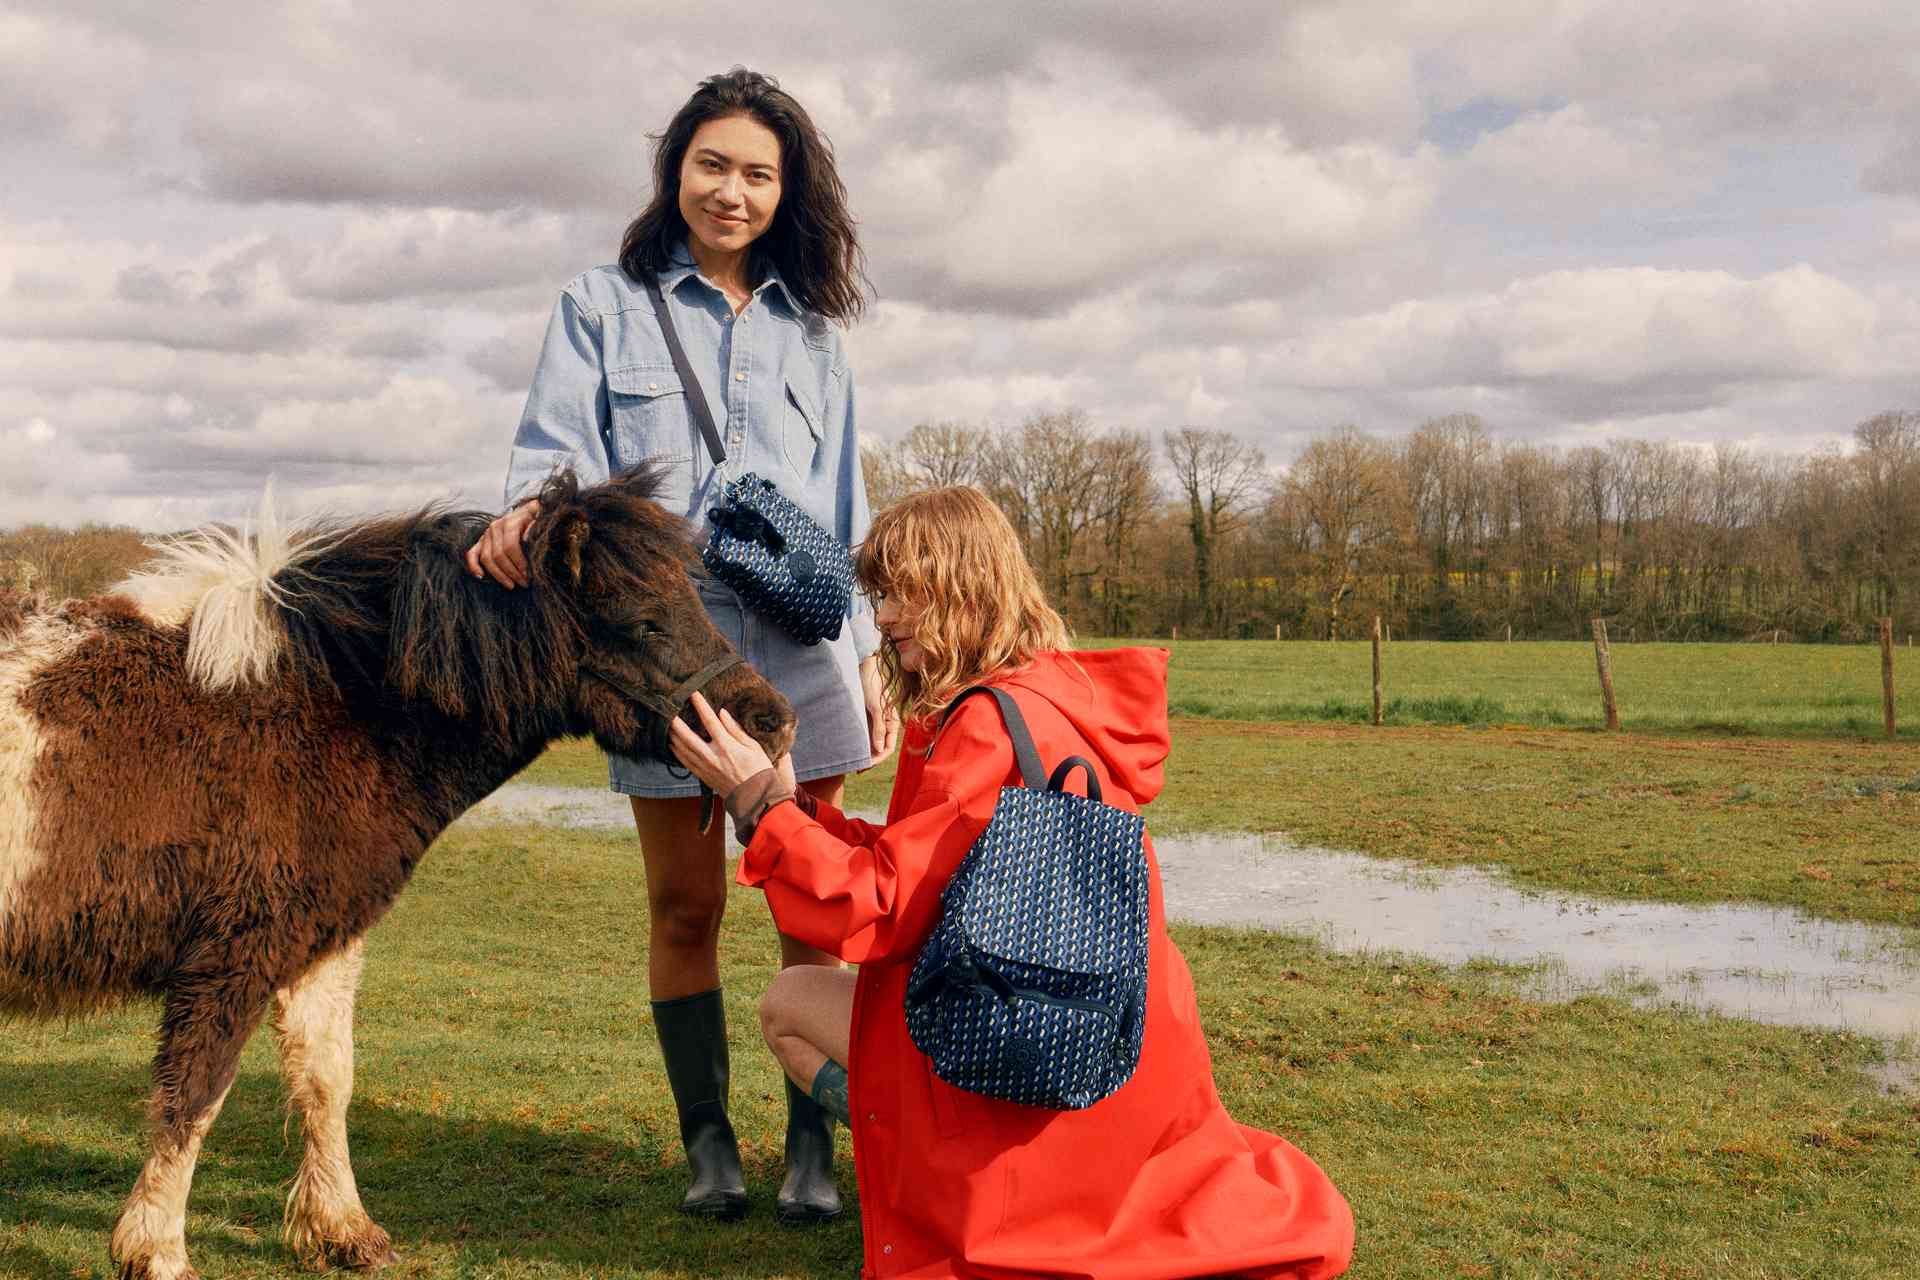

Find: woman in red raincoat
<box><xmin>671</xmin><ymin>487</ymin><xmax>1353</xmax><ymax>1279</ymax></box>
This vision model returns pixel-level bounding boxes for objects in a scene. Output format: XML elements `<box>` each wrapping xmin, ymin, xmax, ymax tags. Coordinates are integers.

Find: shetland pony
<box><xmin>0</xmin><ymin>466</ymin><xmax>793</xmax><ymax>1280</ymax></box>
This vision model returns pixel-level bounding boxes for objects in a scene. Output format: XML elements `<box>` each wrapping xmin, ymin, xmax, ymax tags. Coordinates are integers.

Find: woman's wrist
<box><xmin>725</xmin><ymin>768</ymin><xmax>795</xmax><ymax>845</ymax></box>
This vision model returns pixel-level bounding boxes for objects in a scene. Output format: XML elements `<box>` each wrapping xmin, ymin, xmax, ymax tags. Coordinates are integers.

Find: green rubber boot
<box><xmin>652</xmin><ymin>989</ymin><xmax>748</xmax><ymax>1220</ymax></box>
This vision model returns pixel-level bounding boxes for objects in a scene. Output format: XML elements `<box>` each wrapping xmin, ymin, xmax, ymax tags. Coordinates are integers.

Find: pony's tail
<box><xmin>115</xmin><ymin>482</ymin><xmax>320</xmax><ymax>690</ymax></box>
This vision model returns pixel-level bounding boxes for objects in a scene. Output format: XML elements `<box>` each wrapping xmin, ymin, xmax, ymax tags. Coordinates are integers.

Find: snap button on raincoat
<box><xmin>739</xmin><ymin>647</ymin><xmax>1354</xmax><ymax>1279</ymax></box>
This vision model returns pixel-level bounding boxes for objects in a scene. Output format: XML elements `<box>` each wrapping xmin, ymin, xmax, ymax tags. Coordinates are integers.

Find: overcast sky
<box><xmin>5</xmin><ymin>1</ymin><xmax>1918</xmax><ymax>529</ymax></box>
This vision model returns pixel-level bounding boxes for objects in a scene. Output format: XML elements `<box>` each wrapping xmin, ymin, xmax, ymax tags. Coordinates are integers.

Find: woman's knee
<box><xmin>648</xmin><ymin>883</ymin><xmax>726</xmax><ymax>951</ymax></box>
<box><xmin>758</xmin><ymin>967</ymin><xmax>805</xmax><ymax>1045</ymax></box>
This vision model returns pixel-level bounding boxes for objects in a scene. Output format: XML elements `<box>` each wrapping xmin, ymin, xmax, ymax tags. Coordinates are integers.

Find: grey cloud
<box><xmin>1863</xmin><ymin>138</ymin><xmax>1920</xmax><ymax>197</ymax></box>
<box><xmin>10</xmin><ymin>270</ymin><xmax>66</xmax><ymax>300</ymax></box>
<box><xmin>280</xmin><ymin>210</ymin><xmax>604</xmax><ymax>304</ymax></box>
<box><xmin>114</xmin><ymin>265</ymin><xmax>191</xmax><ymax>305</ymax></box>
<box><xmin>464</xmin><ymin>332</ymin><xmax>539</xmax><ymax>394</ymax></box>
<box><xmin>343</xmin><ymin>329</ymin><xmax>440</xmax><ymax>362</ymax></box>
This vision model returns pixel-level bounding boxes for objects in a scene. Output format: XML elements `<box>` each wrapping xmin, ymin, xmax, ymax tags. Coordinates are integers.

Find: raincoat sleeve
<box><xmin>736</xmin><ymin>702</ymin><xmax>1012</xmax><ymax>965</ymax></box>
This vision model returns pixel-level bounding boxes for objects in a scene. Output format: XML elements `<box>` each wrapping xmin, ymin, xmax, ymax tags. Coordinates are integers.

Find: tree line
<box><xmin>862</xmin><ymin>409</ymin><xmax>1920</xmax><ymax>642</ymax></box>
<box><xmin>6</xmin><ymin>408</ymin><xmax>1914</xmax><ymax>644</ymax></box>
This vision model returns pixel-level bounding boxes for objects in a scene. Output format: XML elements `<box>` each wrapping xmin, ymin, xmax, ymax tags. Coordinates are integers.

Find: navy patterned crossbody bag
<box><xmin>644</xmin><ymin>276</ymin><xmax>854</xmax><ymax>645</ymax></box>
<box><xmin>904</xmin><ymin>686</ymin><xmax>1150</xmax><ymax>1110</ymax></box>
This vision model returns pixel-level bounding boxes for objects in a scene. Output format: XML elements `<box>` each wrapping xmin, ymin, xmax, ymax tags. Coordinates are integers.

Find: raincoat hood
<box><xmin>996</xmin><ymin>647</ymin><xmax>1170</xmax><ymax>806</ymax></box>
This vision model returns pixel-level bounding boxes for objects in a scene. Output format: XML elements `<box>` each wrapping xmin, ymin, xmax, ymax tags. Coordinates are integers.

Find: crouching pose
<box><xmin>671</xmin><ymin>487</ymin><xmax>1355</xmax><ymax>1279</ymax></box>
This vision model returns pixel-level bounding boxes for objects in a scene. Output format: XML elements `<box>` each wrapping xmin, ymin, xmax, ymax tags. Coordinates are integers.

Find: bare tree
<box><xmin>1163</xmin><ymin>427</ymin><xmax>1268</xmax><ymax>633</ymax></box>
<box><xmin>1568</xmin><ymin>445</ymin><xmax>1616</xmax><ymax>599</ymax></box>
<box><xmin>902</xmin><ymin>420</ymin><xmax>991</xmax><ymax>489</ymax></box>
<box><xmin>1853</xmin><ymin>410</ymin><xmax>1920</xmax><ymax>617</ymax></box>
<box><xmin>1089</xmin><ymin>431</ymin><xmax>1159</xmax><ymax>634</ymax></box>
<box><xmin>1284</xmin><ymin>426</ymin><xmax>1399</xmax><ymax>638</ymax></box>
<box><xmin>981</xmin><ymin>409</ymin><xmax>1112</xmax><ymax>603</ymax></box>
<box><xmin>860</xmin><ymin>440</ymin><xmax>915</xmax><ymax>513</ymax></box>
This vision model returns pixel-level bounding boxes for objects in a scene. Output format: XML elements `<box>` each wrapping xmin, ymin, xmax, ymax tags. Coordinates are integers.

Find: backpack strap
<box><xmin>930</xmin><ymin>685</ymin><xmax>1048</xmax><ymax>791</ymax></box>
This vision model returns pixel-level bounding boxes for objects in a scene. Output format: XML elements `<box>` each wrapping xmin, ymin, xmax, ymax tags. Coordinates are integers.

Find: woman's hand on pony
<box><xmin>670</xmin><ymin>691</ymin><xmax>795</xmax><ymax>798</ymax></box>
<box><xmin>466</xmin><ymin>500</ymin><xmax>540</xmax><ymax>588</ymax></box>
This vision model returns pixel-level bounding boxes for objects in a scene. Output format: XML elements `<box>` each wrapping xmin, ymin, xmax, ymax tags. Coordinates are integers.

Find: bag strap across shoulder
<box><xmin>642</xmin><ymin>274</ymin><xmax>728</xmax><ymax>468</ymax></box>
<box><xmin>931</xmin><ymin>685</ymin><xmax>1049</xmax><ymax>791</ymax></box>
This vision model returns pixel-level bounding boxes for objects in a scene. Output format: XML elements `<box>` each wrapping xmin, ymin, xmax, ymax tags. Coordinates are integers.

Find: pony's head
<box><xmin>518</xmin><ymin>465</ymin><xmax>795</xmax><ymax>764</ymax></box>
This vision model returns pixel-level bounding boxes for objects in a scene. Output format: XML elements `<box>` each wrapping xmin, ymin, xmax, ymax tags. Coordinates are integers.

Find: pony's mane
<box><xmin>115</xmin><ymin>466</ymin><xmax>688</xmax><ymax>736</ymax></box>
<box><xmin>113</xmin><ymin>485</ymin><xmax>342</xmax><ymax>690</ymax></box>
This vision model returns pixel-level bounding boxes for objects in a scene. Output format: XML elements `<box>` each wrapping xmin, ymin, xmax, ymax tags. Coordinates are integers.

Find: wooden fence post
<box><xmin>1505</xmin><ymin>623</ymin><xmax>1511</xmax><ymax>643</ymax></box>
<box><xmin>1883</xmin><ymin>617</ymin><xmax>1897</xmax><ymax>739</ymax></box>
<box><xmin>1591</xmin><ymin>618</ymin><xmax>1620</xmax><ymax>731</ymax></box>
<box><xmin>1275</xmin><ymin>624</ymin><xmax>1282</xmax><ymax>641</ymax></box>
<box><xmin>1171</xmin><ymin>625</ymin><xmax>1179</xmax><ymax>642</ymax></box>
<box><xmin>1371</xmin><ymin>616</ymin><xmax>1384</xmax><ymax>727</ymax></box>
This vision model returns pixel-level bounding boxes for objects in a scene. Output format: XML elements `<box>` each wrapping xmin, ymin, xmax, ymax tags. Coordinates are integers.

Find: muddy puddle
<box><xmin>462</xmin><ymin>785</ymin><xmax>1920</xmax><ymax>1054</ymax></box>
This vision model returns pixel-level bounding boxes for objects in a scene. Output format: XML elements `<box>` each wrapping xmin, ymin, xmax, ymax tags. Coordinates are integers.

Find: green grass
<box><xmin>521</xmin><ymin>721</ymin><xmax>1919</xmax><ymax>929</ymax></box>
<box><xmin>5</xmin><ymin>824</ymin><xmax>1916</xmax><ymax>1279</ymax></box>
<box><xmin>1083</xmin><ymin>639</ymin><xmax>1920</xmax><ymax>738</ymax></box>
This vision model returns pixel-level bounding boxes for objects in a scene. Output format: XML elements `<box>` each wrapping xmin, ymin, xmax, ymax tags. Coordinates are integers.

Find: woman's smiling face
<box><xmin>678</xmin><ymin>114</ymin><xmax>783</xmax><ymax>259</ymax></box>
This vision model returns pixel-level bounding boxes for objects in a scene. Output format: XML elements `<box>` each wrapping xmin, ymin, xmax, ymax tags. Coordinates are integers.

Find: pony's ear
<box><xmin>550</xmin><ymin>510</ymin><xmax>590</xmax><ymax>587</ymax></box>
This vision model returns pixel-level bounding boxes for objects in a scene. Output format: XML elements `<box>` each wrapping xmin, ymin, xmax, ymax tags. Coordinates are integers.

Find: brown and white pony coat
<box><xmin>0</xmin><ymin>466</ymin><xmax>792</xmax><ymax>1280</ymax></box>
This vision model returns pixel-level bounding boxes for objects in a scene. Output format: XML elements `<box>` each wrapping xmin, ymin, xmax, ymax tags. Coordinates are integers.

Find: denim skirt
<box><xmin>608</xmin><ymin>577</ymin><xmax>872</xmax><ymax>798</ymax></box>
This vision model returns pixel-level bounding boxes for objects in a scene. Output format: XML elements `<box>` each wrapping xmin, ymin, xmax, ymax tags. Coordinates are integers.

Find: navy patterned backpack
<box><xmin>904</xmin><ymin>686</ymin><xmax>1150</xmax><ymax>1110</ymax></box>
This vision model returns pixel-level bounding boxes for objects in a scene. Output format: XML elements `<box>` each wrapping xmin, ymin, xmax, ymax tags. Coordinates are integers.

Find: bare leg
<box><xmin>631</xmin><ymin>795</ymin><xmax>727</xmax><ymax>999</ymax></box>
<box><xmin>763</xmin><ymin>960</ymin><xmax>856</xmax><ymax>1224</ymax></box>
<box><xmin>631</xmin><ymin>795</ymin><xmax>745</xmax><ymax>1217</ymax></box>
<box><xmin>777</xmin><ymin>775</ymin><xmax>848</xmax><ymax>973</ymax></box>
<box><xmin>111</xmin><ymin>978</ymin><xmax>266</xmax><ymax>1280</ymax></box>
<box><xmin>760</xmin><ymin>965</ymin><xmax>856</xmax><ymax>1093</ymax></box>
<box><xmin>274</xmin><ymin>940</ymin><xmax>395</xmax><ymax>1271</ymax></box>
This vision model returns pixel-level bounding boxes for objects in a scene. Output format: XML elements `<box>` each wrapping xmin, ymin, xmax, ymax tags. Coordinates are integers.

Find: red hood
<box><xmin>997</xmin><ymin>647</ymin><xmax>1170</xmax><ymax>806</ymax></box>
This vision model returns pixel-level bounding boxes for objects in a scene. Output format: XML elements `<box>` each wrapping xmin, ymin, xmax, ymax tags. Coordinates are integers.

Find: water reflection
<box><xmin>464</xmin><ymin>785</ymin><xmax>1920</xmax><ymax>1047</ymax></box>
<box><xmin>1155</xmin><ymin>834</ymin><xmax>1920</xmax><ymax>1044</ymax></box>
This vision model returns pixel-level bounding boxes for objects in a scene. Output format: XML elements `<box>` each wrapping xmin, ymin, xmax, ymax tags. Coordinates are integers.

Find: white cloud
<box><xmin>1286</xmin><ymin>266</ymin><xmax>1884</xmax><ymax>415</ymax></box>
<box><xmin>5</xmin><ymin>0</ymin><xmax>1920</xmax><ymax>529</ymax></box>
<box><xmin>889</xmin><ymin>64</ymin><xmax>1434</xmax><ymax>310</ymax></box>
<box><xmin>1454</xmin><ymin>106</ymin><xmax>1710</xmax><ymax>210</ymax></box>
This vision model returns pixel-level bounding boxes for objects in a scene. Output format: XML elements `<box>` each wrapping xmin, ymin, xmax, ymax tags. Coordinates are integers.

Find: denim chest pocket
<box><xmin>782</xmin><ymin>374</ymin><xmax>824</xmax><ymax>475</ymax></box>
<box><xmin>605</xmin><ymin>366</ymin><xmax>695</xmax><ymax>470</ymax></box>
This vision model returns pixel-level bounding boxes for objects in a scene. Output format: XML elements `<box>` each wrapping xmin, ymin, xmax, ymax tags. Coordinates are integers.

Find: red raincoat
<box><xmin>739</xmin><ymin>648</ymin><xmax>1354</xmax><ymax>1279</ymax></box>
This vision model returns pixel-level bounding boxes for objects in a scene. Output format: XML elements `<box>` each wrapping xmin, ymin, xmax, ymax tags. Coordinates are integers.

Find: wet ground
<box><xmin>461</xmin><ymin>785</ymin><xmax>1920</xmax><ymax>1061</ymax></box>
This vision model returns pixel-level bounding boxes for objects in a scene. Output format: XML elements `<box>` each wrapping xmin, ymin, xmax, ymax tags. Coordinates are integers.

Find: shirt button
<box><xmin>882</xmin><ymin>1245</ymin><xmax>893</xmax><ymax>1256</ymax></box>
<box><xmin>867</xmin><ymin>1112</ymin><xmax>877</xmax><ymax>1122</ymax></box>
<box><xmin>646</xmin><ymin>382</ymin><xmax>658</xmax><ymax>392</ymax></box>
<box><xmin>735</xmin><ymin>372</ymin><xmax>747</xmax><ymax>382</ymax></box>
<box><xmin>728</xmin><ymin>431</ymin><xmax>743</xmax><ymax>444</ymax></box>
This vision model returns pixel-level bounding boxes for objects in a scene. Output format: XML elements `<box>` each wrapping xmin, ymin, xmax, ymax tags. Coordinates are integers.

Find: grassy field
<box><xmin>524</xmin><ymin>720</ymin><xmax>1919</xmax><ymax>929</ymax></box>
<box><xmin>1106</xmin><ymin>638</ymin><xmax>1919</xmax><ymax>737</ymax></box>
<box><xmin>7</xmin><ymin>644</ymin><xmax>1917</xmax><ymax>1277</ymax></box>
<box><xmin>4</xmin><ymin>823</ymin><xmax>1916</xmax><ymax>1280</ymax></box>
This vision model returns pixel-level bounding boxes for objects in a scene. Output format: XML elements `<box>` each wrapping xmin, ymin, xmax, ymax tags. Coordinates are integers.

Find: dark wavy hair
<box><xmin>618</xmin><ymin>67</ymin><xmax>870</xmax><ymax>325</ymax></box>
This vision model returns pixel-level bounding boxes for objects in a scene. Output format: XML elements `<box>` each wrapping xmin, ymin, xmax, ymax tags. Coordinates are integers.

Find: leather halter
<box><xmin>581</xmin><ymin>652</ymin><xmax>747</xmax><ymax>832</ymax></box>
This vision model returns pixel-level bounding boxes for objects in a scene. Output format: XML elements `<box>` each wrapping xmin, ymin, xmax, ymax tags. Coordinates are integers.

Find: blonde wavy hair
<box><xmin>856</xmin><ymin>486</ymin><xmax>1069</xmax><ymax>722</ymax></box>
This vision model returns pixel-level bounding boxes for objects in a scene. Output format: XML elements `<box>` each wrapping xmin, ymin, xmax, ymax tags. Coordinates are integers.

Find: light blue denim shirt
<box><xmin>505</xmin><ymin>242</ymin><xmax>878</xmax><ymax>657</ymax></box>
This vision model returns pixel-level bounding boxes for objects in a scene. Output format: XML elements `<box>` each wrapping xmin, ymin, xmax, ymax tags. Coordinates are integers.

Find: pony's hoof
<box><xmin>116</xmin><ymin>1260</ymin><xmax>199</xmax><ymax>1280</ymax></box>
<box><xmin>310</xmin><ymin>1224</ymin><xmax>398</xmax><ymax>1272</ymax></box>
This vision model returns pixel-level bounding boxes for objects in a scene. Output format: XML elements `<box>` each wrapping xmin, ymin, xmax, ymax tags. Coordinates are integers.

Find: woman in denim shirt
<box><xmin>467</xmin><ymin>68</ymin><xmax>895</xmax><ymax>1225</ymax></box>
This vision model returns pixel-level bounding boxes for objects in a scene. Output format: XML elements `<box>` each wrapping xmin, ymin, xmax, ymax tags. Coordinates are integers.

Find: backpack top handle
<box><xmin>1046</xmin><ymin>756</ymin><xmax>1103</xmax><ymax>804</ymax></box>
